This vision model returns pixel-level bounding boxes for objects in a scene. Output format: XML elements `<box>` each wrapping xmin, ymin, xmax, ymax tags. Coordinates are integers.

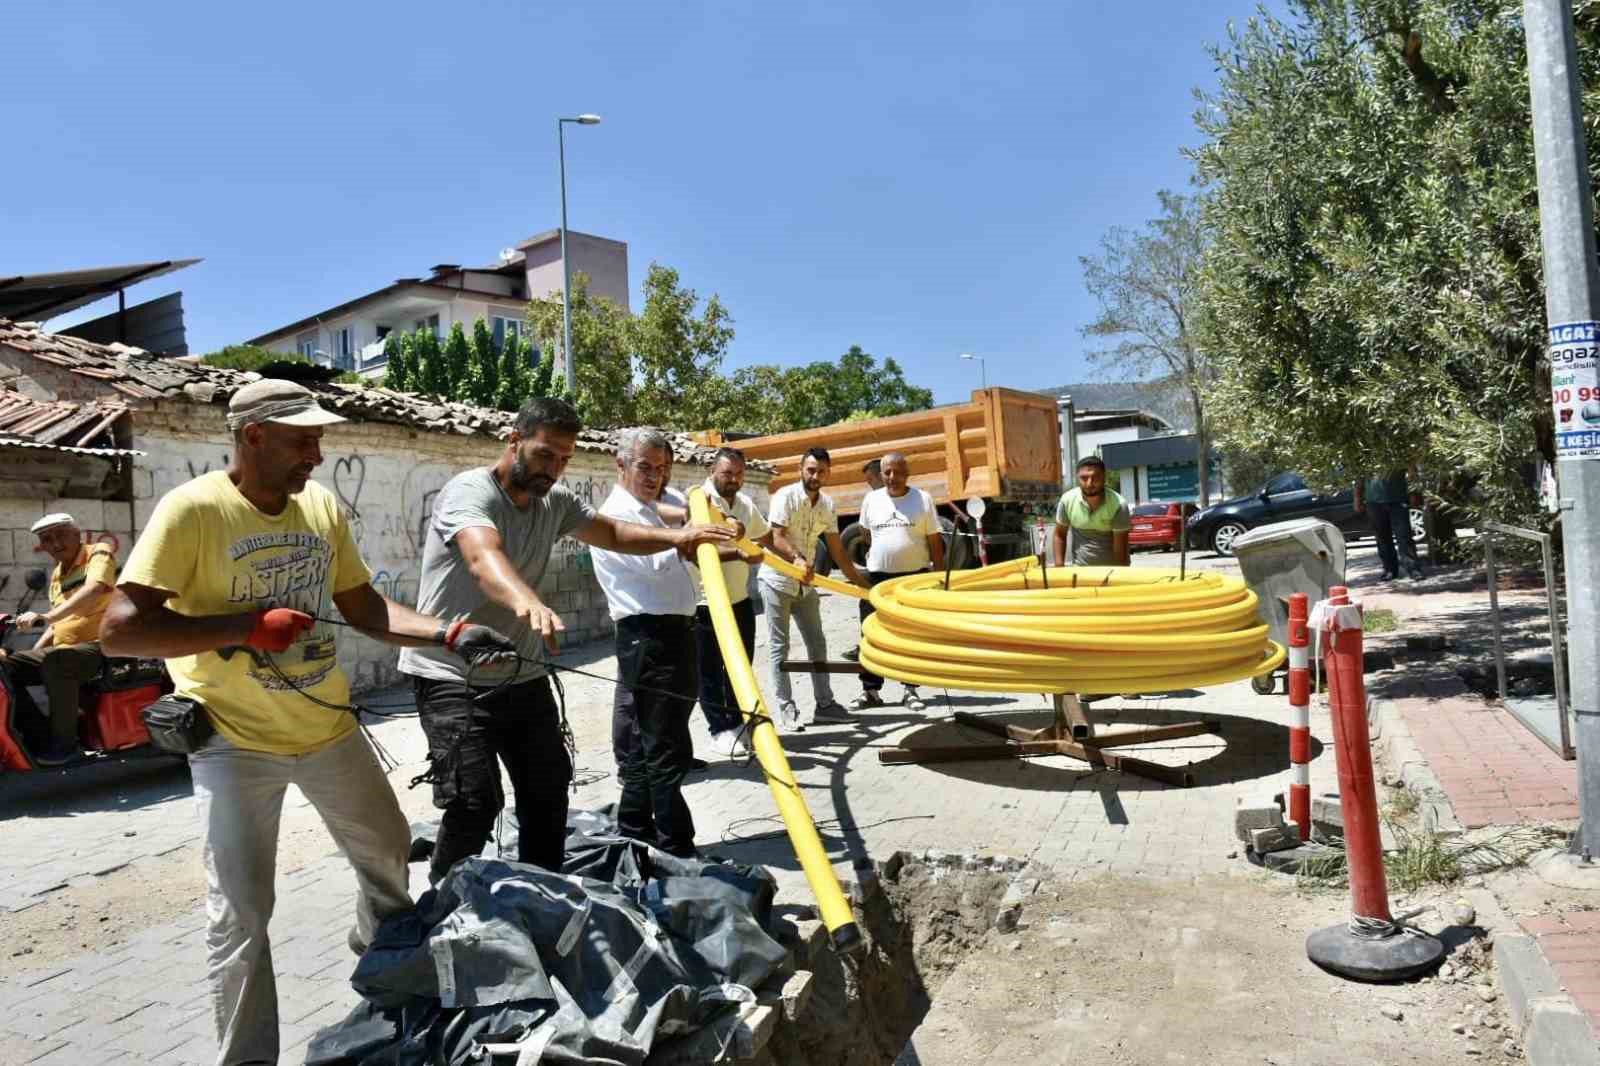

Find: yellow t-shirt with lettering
<box><xmin>119</xmin><ymin>471</ymin><xmax>372</xmax><ymax>755</ymax></box>
<box><xmin>49</xmin><ymin>543</ymin><xmax>117</xmax><ymax>646</ymax></box>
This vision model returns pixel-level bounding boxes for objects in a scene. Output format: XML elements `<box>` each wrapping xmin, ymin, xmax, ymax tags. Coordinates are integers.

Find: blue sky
<box><xmin>7</xmin><ymin>2</ymin><xmax>1258</xmax><ymax>405</ymax></box>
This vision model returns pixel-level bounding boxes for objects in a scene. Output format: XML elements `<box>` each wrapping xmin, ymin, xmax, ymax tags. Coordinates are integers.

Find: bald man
<box><xmin>850</xmin><ymin>452</ymin><xmax>943</xmax><ymax>711</ymax></box>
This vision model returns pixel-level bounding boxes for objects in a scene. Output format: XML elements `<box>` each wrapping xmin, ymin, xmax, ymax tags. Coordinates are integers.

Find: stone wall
<box><xmin>0</xmin><ymin>396</ymin><xmax>771</xmax><ymax>693</ymax></box>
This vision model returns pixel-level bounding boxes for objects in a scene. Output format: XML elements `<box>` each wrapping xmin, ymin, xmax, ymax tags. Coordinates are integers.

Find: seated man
<box><xmin>7</xmin><ymin>513</ymin><xmax>114</xmax><ymax>763</ymax></box>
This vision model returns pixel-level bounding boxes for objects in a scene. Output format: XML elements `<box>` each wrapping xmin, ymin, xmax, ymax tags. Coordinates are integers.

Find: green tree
<box><xmin>201</xmin><ymin>344</ymin><xmax>308</xmax><ymax>371</ymax></box>
<box><xmin>628</xmin><ymin>264</ymin><xmax>734</xmax><ymax>428</ymax></box>
<box><xmin>414</xmin><ymin>328</ymin><xmax>448</xmax><ymax>399</ymax></box>
<box><xmin>527</xmin><ymin>272</ymin><xmax>637</xmax><ymax>426</ymax></box>
<box><xmin>457</xmin><ymin>318</ymin><xmax>499</xmax><ymax>407</ymax></box>
<box><xmin>381</xmin><ymin>333</ymin><xmax>411</xmax><ymax>391</ymax></box>
<box><xmin>440</xmin><ymin>322</ymin><xmax>471</xmax><ymax>401</ymax></box>
<box><xmin>1081</xmin><ymin>191</ymin><xmax>1215</xmax><ymax>504</ymax></box>
<box><xmin>494</xmin><ymin>332</ymin><xmax>530</xmax><ymax>411</ymax></box>
<box><xmin>1190</xmin><ymin>0</ymin><xmax>1551</xmax><ymax>522</ymax></box>
<box><xmin>529</xmin><ymin>339</ymin><xmax>557</xmax><ymax>400</ymax></box>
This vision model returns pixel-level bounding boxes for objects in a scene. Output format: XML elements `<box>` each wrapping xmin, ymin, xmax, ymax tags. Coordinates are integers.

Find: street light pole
<box><xmin>558</xmin><ymin>114</ymin><xmax>601</xmax><ymax>396</ymax></box>
<box><xmin>1524</xmin><ymin>0</ymin><xmax>1600</xmax><ymax>860</ymax></box>
<box><xmin>960</xmin><ymin>352</ymin><xmax>987</xmax><ymax>390</ymax></box>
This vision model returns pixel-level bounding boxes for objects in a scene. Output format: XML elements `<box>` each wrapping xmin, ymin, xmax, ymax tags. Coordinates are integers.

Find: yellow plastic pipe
<box><xmin>688</xmin><ymin>488</ymin><xmax>862</xmax><ymax>954</ymax></box>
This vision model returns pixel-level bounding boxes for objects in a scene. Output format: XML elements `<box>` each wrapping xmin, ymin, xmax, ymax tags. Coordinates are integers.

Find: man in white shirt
<box><xmin>851</xmin><ymin>451</ymin><xmax>945</xmax><ymax>711</ymax></box>
<box><xmin>759</xmin><ymin>446</ymin><xmax>868</xmax><ymax>731</ymax></box>
<box><xmin>692</xmin><ymin>448</ymin><xmax>771</xmax><ymax>756</ymax></box>
<box><xmin>590</xmin><ymin>428</ymin><xmax>736</xmax><ymax>856</ymax></box>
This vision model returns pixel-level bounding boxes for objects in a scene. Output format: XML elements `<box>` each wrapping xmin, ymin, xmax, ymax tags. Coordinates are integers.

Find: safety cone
<box><xmin>1304</xmin><ymin>586</ymin><xmax>1444</xmax><ymax>981</ymax></box>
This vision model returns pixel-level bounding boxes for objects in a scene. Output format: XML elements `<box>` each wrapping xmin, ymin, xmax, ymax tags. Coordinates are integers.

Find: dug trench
<box><xmin>741</xmin><ymin>852</ymin><xmax>1520</xmax><ymax>1066</ymax></box>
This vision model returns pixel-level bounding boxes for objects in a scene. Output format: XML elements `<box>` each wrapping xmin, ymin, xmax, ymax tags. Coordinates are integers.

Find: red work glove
<box><xmin>246</xmin><ymin>608</ymin><xmax>315</xmax><ymax>652</ymax></box>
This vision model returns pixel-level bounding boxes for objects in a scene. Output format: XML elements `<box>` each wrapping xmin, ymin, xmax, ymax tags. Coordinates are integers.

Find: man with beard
<box><xmin>400</xmin><ymin>399</ymin><xmax>734</xmax><ymax>881</ymax></box>
<box><xmin>1051</xmin><ymin>455</ymin><xmax>1131</xmax><ymax>567</ymax></box>
<box><xmin>102</xmin><ymin>378</ymin><xmax>518</xmax><ymax>1066</ymax></box>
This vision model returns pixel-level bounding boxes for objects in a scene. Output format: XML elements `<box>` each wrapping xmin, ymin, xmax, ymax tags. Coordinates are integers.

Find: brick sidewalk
<box><xmin>1518</xmin><ymin>912</ymin><xmax>1600</xmax><ymax>1029</ymax></box>
<box><xmin>1391</xmin><ymin>679</ymin><xmax>1579</xmax><ymax>828</ymax></box>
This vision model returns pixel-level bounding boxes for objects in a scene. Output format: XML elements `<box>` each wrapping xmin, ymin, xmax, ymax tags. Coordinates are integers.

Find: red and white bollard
<box><xmin>1304</xmin><ymin>585</ymin><xmax>1443</xmax><ymax>980</ymax></box>
<box><xmin>1286</xmin><ymin>592</ymin><xmax>1312</xmax><ymax>842</ymax></box>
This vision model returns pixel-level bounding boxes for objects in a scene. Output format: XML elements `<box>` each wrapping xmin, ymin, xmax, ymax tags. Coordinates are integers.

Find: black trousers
<box><xmin>859</xmin><ymin>569</ymin><xmax>922</xmax><ymax>694</ymax></box>
<box><xmin>611</xmin><ymin>613</ymin><xmax>698</xmax><ymax>856</ymax></box>
<box><xmin>9</xmin><ymin>641</ymin><xmax>104</xmax><ymax>749</ymax></box>
<box><xmin>1370</xmin><ymin>501</ymin><xmax>1422</xmax><ymax>578</ymax></box>
<box><xmin>695</xmin><ymin>599</ymin><xmax>756</xmax><ymax>736</ymax></box>
<box><xmin>414</xmin><ymin>674</ymin><xmax>572</xmax><ymax>883</ymax></box>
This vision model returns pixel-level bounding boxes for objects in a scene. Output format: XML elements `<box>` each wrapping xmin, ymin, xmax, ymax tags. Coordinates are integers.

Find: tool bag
<box><xmin>141</xmin><ymin>694</ymin><xmax>214</xmax><ymax>754</ymax></box>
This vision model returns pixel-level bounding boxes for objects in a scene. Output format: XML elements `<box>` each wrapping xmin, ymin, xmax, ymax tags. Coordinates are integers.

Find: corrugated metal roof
<box><xmin>0</xmin><ymin>437</ymin><xmax>143</xmax><ymax>459</ymax></box>
<box><xmin>0</xmin><ymin>260</ymin><xmax>201</xmax><ymax>321</ymax></box>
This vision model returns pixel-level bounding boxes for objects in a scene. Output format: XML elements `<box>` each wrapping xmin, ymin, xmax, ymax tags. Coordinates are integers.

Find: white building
<box><xmin>247</xmin><ymin>229</ymin><xmax>629</xmax><ymax>379</ymax></box>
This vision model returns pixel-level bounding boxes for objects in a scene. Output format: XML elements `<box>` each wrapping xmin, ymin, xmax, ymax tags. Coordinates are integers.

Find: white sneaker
<box><xmin>710</xmin><ymin>730</ymin><xmax>750</xmax><ymax>757</ymax></box>
<box><xmin>777</xmin><ymin>703</ymin><xmax>806</xmax><ymax>733</ymax></box>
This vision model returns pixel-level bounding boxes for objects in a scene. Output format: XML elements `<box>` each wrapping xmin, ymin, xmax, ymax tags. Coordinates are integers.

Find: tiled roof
<box><xmin>0</xmin><ymin>320</ymin><xmax>742</xmax><ymax>467</ymax></box>
<box><xmin>0</xmin><ymin>391</ymin><xmax>140</xmax><ymax>457</ymax></box>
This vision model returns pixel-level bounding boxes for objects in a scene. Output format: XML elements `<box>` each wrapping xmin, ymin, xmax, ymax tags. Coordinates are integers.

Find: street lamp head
<box><xmin>575</xmin><ymin>114</ymin><xmax>602</xmax><ymax>125</ymax></box>
<box><xmin>960</xmin><ymin>352</ymin><xmax>975</xmax><ymax>360</ymax></box>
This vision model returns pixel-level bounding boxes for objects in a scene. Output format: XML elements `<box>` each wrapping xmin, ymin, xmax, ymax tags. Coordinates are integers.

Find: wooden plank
<box><xmin>942</xmin><ymin>413</ymin><xmax>964</xmax><ymax>504</ymax></box>
<box><xmin>779</xmin><ymin>661</ymin><xmax>863</xmax><ymax>674</ymax></box>
<box><xmin>1086</xmin><ymin>720</ymin><xmax>1222</xmax><ymax>748</ymax></box>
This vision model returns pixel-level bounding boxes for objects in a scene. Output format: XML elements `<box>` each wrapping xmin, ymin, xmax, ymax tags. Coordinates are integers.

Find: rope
<box><xmin>1348</xmin><ymin>906</ymin><xmax>1430</xmax><ymax>940</ymax></box>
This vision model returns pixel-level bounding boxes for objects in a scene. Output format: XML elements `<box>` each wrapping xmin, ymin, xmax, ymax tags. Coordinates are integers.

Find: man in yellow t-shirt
<box><xmin>5</xmin><ymin>512</ymin><xmax>116</xmax><ymax>763</ymax></box>
<box><xmin>102</xmin><ymin>379</ymin><xmax>515</xmax><ymax>1066</ymax></box>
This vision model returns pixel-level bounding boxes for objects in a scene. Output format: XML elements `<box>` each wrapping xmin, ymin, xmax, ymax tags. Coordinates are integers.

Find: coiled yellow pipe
<box><xmin>687</xmin><ymin>489</ymin><xmax>862</xmax><ymax>954</ymax></box>
<box><xmin>858</xmin><ymin>559</ymin><xmax>1284</xmax><ymax>694</ymax></box>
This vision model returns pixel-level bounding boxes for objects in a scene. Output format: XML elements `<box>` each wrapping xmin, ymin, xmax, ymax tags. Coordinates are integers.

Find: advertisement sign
<box><xmin>1147</xmin><ymin>463</ymin><xmax>1199</xmax><ymax>500</ymax></box>
<box><xmin>1549</xmin><ymin>320</ymin><xmax>1600</xmax><ymax>460</ymax></box>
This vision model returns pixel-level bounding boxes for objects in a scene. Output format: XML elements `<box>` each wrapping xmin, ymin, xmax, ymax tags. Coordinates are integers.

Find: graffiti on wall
<box><xmin>332</xmin><ymin>455</ymin><xmax>367</xmax><ymax>545</ymax></box>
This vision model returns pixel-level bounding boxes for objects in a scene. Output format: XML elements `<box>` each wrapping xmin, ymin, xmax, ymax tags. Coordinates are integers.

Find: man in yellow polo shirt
<box><xmin>1052</xmin><ymin>455</ymin><xmax>1131</xmax><ymax>567</ymax></box>
<box><xmin>101</xmin><ymin>378</ymin><xmax>515</xmax><ymax>1066</ymax></box>
<box><xmin>6</xmin><ymin>512</ymin><xmax>115</xmax><ymax>764</ymax></box>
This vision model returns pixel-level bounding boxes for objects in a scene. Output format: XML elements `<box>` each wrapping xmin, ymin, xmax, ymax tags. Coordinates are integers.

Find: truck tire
<box><xmin>939</xmin><ymin>516</ymin><xmax>973</xmax><ymax>570</ymax></box>
<box><xmin>840</xmin><ymin>522</ymin><xmax>869</xmax><ymax>569</ymax></box>
<box><xmin>813</xmin><ymin>535</ymin><xmax>832</xmax><ymax>577</ymax></box>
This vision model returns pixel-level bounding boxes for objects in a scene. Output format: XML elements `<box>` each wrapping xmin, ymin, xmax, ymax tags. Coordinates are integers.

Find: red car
<box><xmin>1129</xmin><ymin>502</ymin><xmax>1193</xmax><ymax>551</ymax></box>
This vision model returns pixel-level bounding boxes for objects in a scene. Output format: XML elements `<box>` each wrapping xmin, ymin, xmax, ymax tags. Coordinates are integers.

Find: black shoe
<box><xmin>684</xmin><ymin>757</ymin><xmax>710</xmax><ymax>772</ymax></box>
<box><xmin>841</xmin><ymin>647</ymin><xmax>861</xmax><ymax>662</ymax></box>
<box><xmin>33</xmin><ymin>744</ymin><xmax>80</xmax><ymax>767</ymax></box>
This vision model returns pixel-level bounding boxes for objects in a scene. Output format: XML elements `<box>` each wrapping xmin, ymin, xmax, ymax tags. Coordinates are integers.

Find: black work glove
<box><xmin>442</xmin><ymin>621</ymin><xmax>518</xmax><ymax>665</ymax></box>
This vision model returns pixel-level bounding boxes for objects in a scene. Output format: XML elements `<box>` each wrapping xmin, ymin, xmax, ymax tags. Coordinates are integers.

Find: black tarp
<box><xmin>305</xmin><ymin>811</ymin><xmax>788</xmax><ymax>1066</ymax></box>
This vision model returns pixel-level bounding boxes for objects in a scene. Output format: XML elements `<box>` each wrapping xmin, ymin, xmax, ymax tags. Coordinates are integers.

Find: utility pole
<box><xmin>1525</xmin><ymin>0</ymin><xmax>1600</xmax><ymax>861</ymax></box>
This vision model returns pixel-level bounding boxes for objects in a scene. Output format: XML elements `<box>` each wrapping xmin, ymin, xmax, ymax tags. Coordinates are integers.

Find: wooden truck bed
<box><xmin>702</xmin><ymin>387</ymin><xmax>1063</xmax><ymax>517</ymax></box>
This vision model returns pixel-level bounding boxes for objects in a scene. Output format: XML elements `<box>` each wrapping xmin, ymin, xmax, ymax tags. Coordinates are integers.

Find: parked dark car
<box><xmin>1186</xmin><ymin>472</ymin><xmax>1424</xmax><ymax>557</ymax></box>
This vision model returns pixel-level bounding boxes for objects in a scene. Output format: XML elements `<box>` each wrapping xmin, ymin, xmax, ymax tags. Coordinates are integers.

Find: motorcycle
<box><xmin>0</xmin><ymin>611</ymin><xmax>174</xmax><ymax>774</ymax></box>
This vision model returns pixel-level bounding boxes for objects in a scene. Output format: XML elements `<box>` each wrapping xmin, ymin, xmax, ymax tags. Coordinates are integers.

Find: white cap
<box><xmin>30</xmin><ymin>512</ymin><xmax>75</xmax><ymax>535</ymax></box>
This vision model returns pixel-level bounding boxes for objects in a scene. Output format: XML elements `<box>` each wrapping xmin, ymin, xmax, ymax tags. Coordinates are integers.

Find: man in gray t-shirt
<box><xmin>396</xmin><ymin>398</ymin><xmax>735</xmax><ymax>883</ymax></box>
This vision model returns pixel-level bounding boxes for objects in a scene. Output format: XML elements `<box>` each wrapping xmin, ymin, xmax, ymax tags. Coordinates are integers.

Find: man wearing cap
<box><xmin>3</xmin><ymin>512</ymin><xmax>116</xmax><ymax>764</ymax></box>
<box><xmin>101</xmin><ymin>378</ymin><xmax>518</xmax><ymax>1066</ymax></box>
<box><xmin>399</xmin><ymin>398</ymin><xmax>733</xmax><ymax>883</ymax></box>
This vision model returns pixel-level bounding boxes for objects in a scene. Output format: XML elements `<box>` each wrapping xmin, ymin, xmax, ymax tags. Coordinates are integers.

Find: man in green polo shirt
<box><xmin>1052</xmin><ymin>456</ymin><xmax>1131</xmax><ymax>567</ymax></box>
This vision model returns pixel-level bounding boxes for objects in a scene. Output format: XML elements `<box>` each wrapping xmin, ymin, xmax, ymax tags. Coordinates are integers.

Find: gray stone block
<box><xmin>1494</xmin><ymin>935</ymin><xmax>1562</xmax><ymax>1033</ymax></box>
<box><xmin>758</xmin><ymin>969</ymin><xmax>814</xmax><ymax>1022</ymax></box>
<box><xmin>1524</xmin><ymin>998</ymin><xmax>1600</xmax><ymax>1066</ymax></box>
<box><xmin>1248</xmin><ymin>824</ymin><xmax>1302</xmax><ymax>854</ymax></box>
<box><xmin>1234</xmin><ymin>805</ymin><xmax>1285</xmax><ymax>842</ymax></box>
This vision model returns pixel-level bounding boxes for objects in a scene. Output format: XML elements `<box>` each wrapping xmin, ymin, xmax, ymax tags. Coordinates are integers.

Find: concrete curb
<box><xmin>1495</xmin><ymin>932</ymin><xmax>1600</xmax><ymax>1066</ymax></box>
<box><xmin>1367</xmin><ymin>694</ymin><xmax>1464</xmax><ymax>838</ymax></box>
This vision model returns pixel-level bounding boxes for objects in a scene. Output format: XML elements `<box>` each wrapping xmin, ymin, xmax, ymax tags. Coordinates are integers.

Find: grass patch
<box><xmin>1295</xmin><ymin>824</ymin><xmax>1567</xmax><ymax>892</ymax></box>
<box><xmin>1384</xmin><ymin>784</ymin><xmax>1421</xmax><ymax>821</ymax></box>
<box><xmin>1364</xmin><ymin>608</ymin><xmax>1399</xmax><ymax>634</ymax></box>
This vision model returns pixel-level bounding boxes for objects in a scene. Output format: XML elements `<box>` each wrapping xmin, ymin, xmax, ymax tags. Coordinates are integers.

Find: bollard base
<box><xmin>1306</xmin><ymin>923</ymin><xmax>1445</xmax><ymax>982</ymax></box>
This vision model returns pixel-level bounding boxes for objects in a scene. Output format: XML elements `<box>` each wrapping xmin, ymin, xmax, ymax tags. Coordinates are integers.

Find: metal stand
<box><xmin>877</xmin><ymin>694</ymin><xmax>1220</xmax><ymax>787</ymax></box>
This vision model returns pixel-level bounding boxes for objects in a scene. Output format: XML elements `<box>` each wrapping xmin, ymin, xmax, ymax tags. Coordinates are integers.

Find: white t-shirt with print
<box><xmin>859</xmin><ymin>486</ymin><xmax>937</xmax><ymax>574</ymax></box>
